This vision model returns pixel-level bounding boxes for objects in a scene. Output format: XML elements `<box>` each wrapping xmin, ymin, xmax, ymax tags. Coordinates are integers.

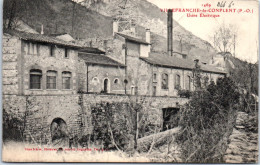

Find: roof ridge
<box><xmin>4</xmin><ymin>29</ymin><xmax>104</xmax><ymax>53</ymax></box>
<box><xmin>143</xmin><ymin>52</ymin><xmax>227</xmax><ymax>74</ymax></box>
<box><xmin>116</xmin><ymin>32</ymin><xmax>149</xmax><ymax>45</ymax></box>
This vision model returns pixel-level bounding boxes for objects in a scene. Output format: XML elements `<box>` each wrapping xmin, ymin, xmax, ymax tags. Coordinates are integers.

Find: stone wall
<box><xmin>3</xmin><ymin>93</ymin><xmax>189</xmax><ymax>144</ymax></box>
<box><xmin>224</xmin><ymin>112</ymin><xmax>258</xmax><ymax>163</ymax></box>
<box><xmin>3</xmin><ymin>94</ymin><xmax>83</xmax><ymax>144</ymax></box>
<box><xmin>2</xmin><ymin>34</ymin><xmax>19</xmax><ymax>95</ymax></box>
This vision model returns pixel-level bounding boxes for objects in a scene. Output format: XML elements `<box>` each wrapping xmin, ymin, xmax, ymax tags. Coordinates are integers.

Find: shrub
<box><xmin>177</xmin><ymin>89</ymin><xmax>192</xmax><ymax>98</ymax></box>
<box><xmin>176</xmin><ymin>77</ymin><xmax>240</xmax><ymax>163</ymax></box>
<box><xmin>3</xmin><ymin>109</ymin><xmax>25</xmax><ymax>142</ymax></box>
<box><xmin>91</xmin><ymin>102</ymin><xmax>136</xmax><ymax>150</ymax></box>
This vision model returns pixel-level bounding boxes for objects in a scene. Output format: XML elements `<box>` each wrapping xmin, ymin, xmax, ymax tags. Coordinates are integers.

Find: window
<box><xmin>27</xmin><ymin>43</ymin><xmax>38</xmax><ymax>55</ymax></box>
<box><xmin>33</xmin><ymin>44</ymin><xmax>37</xmax><ymax>55</ymax></box>
<box><xmin>131</xmin><ymin>86</ymin><xmax>138</xmax><ymax>95</ymax></box>
<box><xmin>92</xmin><ymin>77</ymin><xmax>99</xmax><ymax>85</ymax></box>
<box><xmin>62</xmin><ymin>72</ymin><xmax>72</xmax><ymax>89</ymax></box>
<box><xmin>175</xmin><ymin>74</ymin><xmax>181</xmax><ymax>89</ymax></box>
<box><xmin>104</xmin><ymin>78</ymin><xmax>109</xmax><ymax>93</ymax></box>
<box><xmin>50</xmin><ymin>45</ymin><xmax>55</xmax><ymax>57</ymax></box>
<box><xmin>114</xmin><ymin>78</ymin><xmax>119</xmax><ymax>84</ymax></box>
<box><xmin>153</xmin><ymin>73</ymin><xmax>157</xmax><ymax>82</ymax></box>
<box><xmin>161</xmin><ymin>73</ymin><xmax>168</xmax><ymax>89</ymax></box>
<box><xmin>152</xmin><ymin>86</ymin><xmax>156</xmax><ymax>96</ymax></box>
<box><xmin>47</xmin><ymin>71</ymin><xmax>57</xmax><ymax>89</ymax></box>
<box><xmin>29</xmin><ymin>43</ymin><xmax>34</xmax><ymax>54</ymax></box>
<box><xmin>203</xmin><ymin>76</ymin><xmax>209</xmax><ymax>88</ymax></box>
<box><xmin>30</xmin><ymin>69</ymin><xmax>42</xmax><ymax>89</ymax></box>
<box><xmin>65</xmin><ymin>48</ymin><xmax>68</xmax><ymax>58</ymax></box>
<box><xmin>186</xmin><ymin>75</ymin><xmax>191</xmax><ymax>90</ymax></box>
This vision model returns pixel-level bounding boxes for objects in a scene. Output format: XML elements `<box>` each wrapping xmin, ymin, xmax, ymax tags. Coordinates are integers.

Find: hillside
<box><xmin>3</xmin><ymin>0</ymin><xmax>217</xmax><ymax>62</ymax></box>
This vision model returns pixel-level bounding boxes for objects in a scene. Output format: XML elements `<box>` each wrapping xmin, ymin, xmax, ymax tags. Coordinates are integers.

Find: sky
<box><xmin>147</xmin><ymin>0</ymin><xmax>259</xmax><ymax>63</ymax></box>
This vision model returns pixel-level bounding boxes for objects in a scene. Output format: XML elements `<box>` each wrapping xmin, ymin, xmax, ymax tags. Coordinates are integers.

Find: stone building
<box><xmin>79</xmin><ymin>21</ymin><xmax>227</xmax><ymax>97</ymax></box>
<box><xmin>78</xmin><ymin>50</ymin><xmax>125</xmax><ymax>94</ymax></box>
<box><xmin>3</xmin><ymin>29</ymin><xmax>81</xmax><ymax>95</ymax></box>
<box><xmin>2</xmin><ymin>26</ymin><xmax>226</xmax><ymax>144</ymax></box>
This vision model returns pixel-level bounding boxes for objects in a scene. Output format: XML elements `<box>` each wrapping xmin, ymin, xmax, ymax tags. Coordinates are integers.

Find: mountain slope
<box><xmin>4</xmin><ymin>0</ymin><xmax>216</xmax><ymax>62</ymax></box>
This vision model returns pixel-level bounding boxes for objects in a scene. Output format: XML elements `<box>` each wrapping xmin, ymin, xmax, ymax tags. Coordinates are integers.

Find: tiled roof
<box><xmin>116</xmin><ymin>33</ymin><xmax>149</xmax><ymax>45</ymax></box>
<box><xmin>140</xmin><ymin>52</ymin><xmax>227</xmax><ymax>74</ymax></box>
<box><xmin>172</xmin><ymin>51</ymin><xmax>187</xmax><ymax>56</ymax></box>
<box><xmin>79</xmin><ymin>48</ymin><xmax>105</xmax><ymax>54</ymax></box>
<box><xmin>79</xmin><ymin>53</ymin><xmax>125</xmax><ymax>67</ymax></box>
<box><xmin>3</xmin><ymin>29</ymin><xmax>104</xmax><ymax>54</ymax></box>
<box><xmin>4</xmin><ymin>29</ymin><xmax>83</xmax><ymax>49</ymax></box>
<box><xmin>50</xmin><ymin>33</ymin><xmax>70</xmax><ymax>36</ymax></box>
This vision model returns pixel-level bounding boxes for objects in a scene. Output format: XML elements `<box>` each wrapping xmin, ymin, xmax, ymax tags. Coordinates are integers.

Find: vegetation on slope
<box><xmin>176</xmin><ymin>77</ymin><xmax>240</xmax><ymax>163</ymax></box>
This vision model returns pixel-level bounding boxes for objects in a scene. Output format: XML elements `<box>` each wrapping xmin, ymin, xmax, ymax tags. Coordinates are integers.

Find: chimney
<box><xmin>167</xmin><ymin>9</ymin><xmax>173</xmax><ymax>56</ymax></box>
<box><xmin>41</xmin><ymin>24</ymin><xmax>44</xmax><ymax>35</ymax></box>
<box><xmin>194</xmin><ymin>59</ymin><xmax>199</xmax><ymax>67</ymax></box>
<box><xmin>145</xmin><ymin>29</ymin><xmax>150</xmax><ymax>43</ymax></box>
<box><xmin>113</xmin><ymin>20</ymin><xmax>118</xmax><ymax>36</ymax></box>
<box><xmin>130</xmin><ymin>27</ymin><xmax>136</xmax><ymax>36</ymax></box>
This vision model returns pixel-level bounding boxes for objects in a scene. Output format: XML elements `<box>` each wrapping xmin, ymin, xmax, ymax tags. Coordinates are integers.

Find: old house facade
<box><xmin>3</xmin><ymin>29</ymin><xmax>81</xmax><ymax>95</ymax></box>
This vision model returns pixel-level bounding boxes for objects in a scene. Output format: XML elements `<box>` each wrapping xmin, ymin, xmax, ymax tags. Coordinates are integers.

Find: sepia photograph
<box><xmin>1</xmin><ymin>0</ymin><xmax>259</xmax><ymax>163</ymax></box>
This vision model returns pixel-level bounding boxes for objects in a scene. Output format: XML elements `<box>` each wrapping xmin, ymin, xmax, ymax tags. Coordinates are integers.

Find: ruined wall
<box><xmin>3</xmin><ymin>93</ymin><xmax>188</xmax><ymax>144</ymax></box>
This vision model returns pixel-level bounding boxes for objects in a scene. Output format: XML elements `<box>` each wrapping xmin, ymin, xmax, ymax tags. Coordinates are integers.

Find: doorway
<box><xmin>162</xmin><ymin>107</ymin><xmax>180</xmax><ymax>131</ymax></box>
<box><xmin>50</xmin><ymin>118</ymin><xmax>69</xmax><ymax>147</ymax></box>
<box><xmin>103</xmin><ymin>78</ymin><xmax>109</xmax><ymax>93</ymax></box>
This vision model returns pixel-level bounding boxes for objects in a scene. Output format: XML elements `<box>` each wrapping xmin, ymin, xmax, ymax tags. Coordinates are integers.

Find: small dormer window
<box><xmin>153</xmin><ymin>73</ymin><xmax>157</xmax><ymax>82</ymax></box>
<box><xmin>65</xmin><ymin>48</ymin><xmax>68</xmax><ymax>58</ymax></box>
<box><xmin>50</xmin><ymin>45</ymin><xmax>55</xmax><ymax>57</ymax></box>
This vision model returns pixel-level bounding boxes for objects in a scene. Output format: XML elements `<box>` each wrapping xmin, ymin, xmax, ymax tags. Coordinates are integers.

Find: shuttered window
<box><xmin>62</xmin><ymin>72</ymin><xmax>71</xmax><ymax>89</ymax></box>
<box><xmin>47</xmin><ymin>71</ymin><xmax>57</xmax><ymax>89</ymax></box>
<box><xmin>30</xmin><ymin>69</ymin><xmax>42</xmax><ymax>89</ymax></box>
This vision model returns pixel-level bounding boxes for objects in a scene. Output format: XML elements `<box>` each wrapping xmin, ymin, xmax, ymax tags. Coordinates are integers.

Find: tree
<box><xmin>213</xmin><ymin>23</ymin><xmax>237</xmax><ymax>53</ymax></box>
<box><xmin>3</xmin><ymin>0</ymin><xmax>26</xmax><ymax>29</ymax></box>
<box><xmin>175</xmin><ymin>32</ymin><xmax>184</xmax><ymax>53</ymax></box>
